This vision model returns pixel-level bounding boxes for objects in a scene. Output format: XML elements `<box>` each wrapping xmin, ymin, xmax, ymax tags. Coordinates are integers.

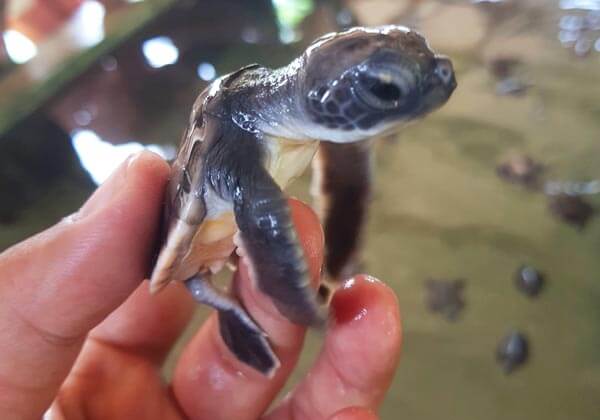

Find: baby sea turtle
<box><xmin>424</xmin><ymin>278</ymin><xmax>466</xmax><ymax>321</ymax></box>
<box><xmin>548</xmin><ymin>193</ymin><xmax>595</xmax><ymax>230</ymax></box>
<box><xmin>150</xmin><ymin>26</ymin><xmax>456</xmax><ymax>375</ymax></box>
<box><xmin>496</xmin><ymin>154</ymin><xmax>543</xmax><ymax>189</ymax></box>
<box><xmin>488</xmin><ymin>56</ymin><xmax>530</xmax><ymax>97</ymax></box>
<box><xmin>496</xmin><ymin>331</ymin><xmax>529</xmax><ymax>374</ymax></box>
<box><xmin>488</xmin><ymin>56</ymin><xmax>521</xmax><ymax>80</ymax></box>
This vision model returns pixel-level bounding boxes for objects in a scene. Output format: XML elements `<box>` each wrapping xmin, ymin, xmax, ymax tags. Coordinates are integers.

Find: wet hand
<box><xmin>0</xmin><ymin>152</ymin><xmax>401</xmax><ymax>420</ymax></box>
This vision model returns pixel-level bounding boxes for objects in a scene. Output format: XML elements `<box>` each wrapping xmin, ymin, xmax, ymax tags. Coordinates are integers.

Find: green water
<box><xmin>291</xmin><ymin>2</ymin><xmax>600</xmax><ymax>418</ymax></box>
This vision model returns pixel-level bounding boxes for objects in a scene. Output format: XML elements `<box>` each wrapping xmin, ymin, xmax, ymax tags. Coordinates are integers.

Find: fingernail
<box><xmin>77</xmin><ymin>153</ymin><xmax>136</xmax><ymax>218</ymax></box>
<box><xmin>331</xmin><ymin>276</ymin><xmax>380</xmax><ymax>325</ymax></box>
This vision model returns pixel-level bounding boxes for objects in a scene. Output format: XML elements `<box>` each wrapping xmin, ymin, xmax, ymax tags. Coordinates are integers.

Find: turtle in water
<box><xmin>548</xmin><ymin>193</ymin><xmax>595</xmax><ymax>230</ymax></box>
<box><xmin>150</xmin><ymin>26</ymin><xmax>456</xmax><ymax>376</ymax></box>
<box><xmin>496</xmin><ymin>154</ymin><xmax>544</xmax><ymax>189</ymax></box>
<box><xmin>424</xmin><ymin>277</ymin><xmax>466</xmax><ymax>321</ymax></box>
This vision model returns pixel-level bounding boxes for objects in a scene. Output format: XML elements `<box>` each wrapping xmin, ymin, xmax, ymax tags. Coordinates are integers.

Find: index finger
<box><xmin>0</xmin><ymin>152</ymin><xmax>169</xmax><ymax>419</ymax></box>
<box><xmin>172</xmin><ymin>199</ymin><xmax>324</xmax><ymax>420</ymax></box>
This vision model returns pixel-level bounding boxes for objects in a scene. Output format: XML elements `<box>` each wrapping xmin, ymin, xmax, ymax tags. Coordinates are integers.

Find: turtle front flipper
<box><xmin>233</xmin><ymin>170</ymin><xmax>325</xmax><ymax>326</ymax></box>
<box><xmin>205</xmin><ymin>125</ymin><xmax>324</xmax><ymax>328</ymax></box>
<box><xmin>185</xmin><ymin>275</ymin><xmax>280</xmax><ymax>376</ymax></box>
<box><xmin>312</xmin><ymin>141</ymin><xmax>372</xmax><ymax>287</ymax></box>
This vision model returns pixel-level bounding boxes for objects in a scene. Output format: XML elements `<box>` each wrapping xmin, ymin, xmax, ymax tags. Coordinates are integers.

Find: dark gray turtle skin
<box><xmin>150</xmin><ymin>26</ymin><xmax>456</xmax><ymax>376</ymax></box>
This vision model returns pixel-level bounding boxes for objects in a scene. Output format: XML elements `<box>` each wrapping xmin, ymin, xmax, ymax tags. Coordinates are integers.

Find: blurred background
<box><xmin>1</xmin><ymin>0</ymin><xmax>600</xmax><ymax>418</ymax></box>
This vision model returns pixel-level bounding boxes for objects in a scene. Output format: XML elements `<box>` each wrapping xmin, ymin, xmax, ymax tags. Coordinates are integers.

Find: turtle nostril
<box><xmin>434</xmin><ymin>57</ymin><xmax>456</xmax><ymax>89</ymax></box>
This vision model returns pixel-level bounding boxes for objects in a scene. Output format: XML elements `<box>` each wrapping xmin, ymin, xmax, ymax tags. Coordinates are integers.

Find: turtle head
<box><xmin>297</xmin><ymin>26</ymin><xmax>456</xmax><ymax>142</ymax></box>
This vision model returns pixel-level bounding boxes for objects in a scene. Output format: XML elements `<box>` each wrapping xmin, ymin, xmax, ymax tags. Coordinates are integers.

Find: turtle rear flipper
<box><xmin>312</xmin><ymin>141</ymin><xmax>372</xmax><ymax>289</ymax></box>
<box><xmin>185</xmin><ymin>275</ymin><xmax>280</xmax><ymax>376</ymax></box>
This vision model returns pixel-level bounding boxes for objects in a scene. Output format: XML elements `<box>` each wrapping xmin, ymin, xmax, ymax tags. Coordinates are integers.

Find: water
<box><xmin>285</xmin><ymin>1</ymin><xmax>600</xmax><ymax>418</ymax></box>
<box><xmin>1</xmin><ymin>0</ymin><xmax>600</xmax><ymax>418</ymax></box>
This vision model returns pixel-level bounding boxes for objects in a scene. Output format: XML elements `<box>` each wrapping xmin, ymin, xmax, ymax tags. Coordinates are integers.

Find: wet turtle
<box><xmin>424</xmin><ymin>278</ymin><xmax>466</xmax><ymax>321</ymax></box>
<box><xmin>488</xmin><ymin>56</ymin><xmax>521</xmax><ymax>80</ymax></box>
<box><xmin>150</xmin><ymin>26</ymin><xmax>456</xmax><ymax>375</ymax></box>
<box><xmin>548</xmin><ymin>193</ymin><xmax>595</xmax><ymax>230</ymax></box>
<box><xmin>487</xmin><ymin>56</ymin><xmax>531</xmax><ymax>97</ymax></box>
<box><xmin>496</xmin><ymin>154</ymin><xmax>543</xmax><ymax>189</ymax></box>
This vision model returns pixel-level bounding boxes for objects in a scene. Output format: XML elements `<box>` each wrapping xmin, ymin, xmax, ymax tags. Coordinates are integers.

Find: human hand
<box><xmin>0</xmin><ymin>152</ymin><xmax>401</xmax><ymax>420</ymax></box>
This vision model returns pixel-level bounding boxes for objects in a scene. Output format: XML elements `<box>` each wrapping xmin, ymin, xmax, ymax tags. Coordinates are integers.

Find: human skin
<box><xmin>0</xmin><ymin>151</ymin><xmax>402</xmax><ymax>420</ymax></box>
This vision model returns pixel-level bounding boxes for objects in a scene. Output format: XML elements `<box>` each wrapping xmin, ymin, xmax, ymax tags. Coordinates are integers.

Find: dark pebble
<box><xmin>515</xmin><ymin>265</ymin><xmax>545</xmax><ymax>297</ymax></box>
<box><xmin>496</xmin><ymin>331</ymin><xmax>529</xmax><ymax>374</ymax></box>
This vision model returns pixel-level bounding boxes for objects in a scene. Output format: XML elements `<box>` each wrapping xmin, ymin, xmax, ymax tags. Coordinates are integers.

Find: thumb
<box><xmin>0</xmin><ymin>151</ymin><xmax>169</xmax><ymax>419</ymax></box>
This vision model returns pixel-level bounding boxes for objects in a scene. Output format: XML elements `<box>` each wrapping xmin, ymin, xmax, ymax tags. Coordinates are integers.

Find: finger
<box><xmin>172</xmin><ymin>199</ymin><xmax>324</xmax><ymax>420</ymax></box>
<box><xmin>266</xmin><ymin>275</ymin><xmax>401</xmax><ymax>420</ymax></box>
<box><xmin>89</xmin><ymin>280</ymin><xmax>195</xmax><ymax>364</ymax></box>
<box><xmin>328</xmin><ymin>407</ymin><xmax>378</xmax><ymax>420</ymax></box>
<box><xmin>51</xmin><ymin>340</ymin><xmax>183</xmax><ymax>420</ymax></box>
<box><xmin>0</xmin><ymin>152</ymin><xmax>169</xmax><ymax>419</ymax></box>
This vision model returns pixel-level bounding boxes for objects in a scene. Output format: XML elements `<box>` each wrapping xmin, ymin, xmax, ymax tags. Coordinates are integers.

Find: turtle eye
<box><xmin>354</xmin><ymin>67</ymin><xmax>414</xmax><ymax>110</ymax></box>
<box><xmin>360</xmin><ymin>73</ymin><xmax>403</xmax><ymax>102</ymax></box>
